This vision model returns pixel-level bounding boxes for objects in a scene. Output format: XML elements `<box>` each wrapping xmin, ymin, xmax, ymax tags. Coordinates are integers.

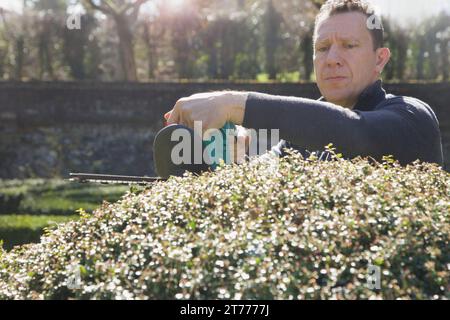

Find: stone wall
<box><xmin>0</xmin><ymin>81</ymin><xmax>448</xmax><ymax>178</ymax></box>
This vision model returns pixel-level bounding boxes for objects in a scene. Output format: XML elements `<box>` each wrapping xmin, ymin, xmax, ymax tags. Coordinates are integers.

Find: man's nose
<box><xmin>325</xmin><ymin>44</ymin><xmax>343</xmax><ymax>67</ymax></box>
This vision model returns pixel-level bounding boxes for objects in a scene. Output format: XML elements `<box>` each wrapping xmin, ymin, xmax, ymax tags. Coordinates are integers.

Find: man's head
<box><xmin>313</xmin><ymin>0</ymin><xmax>391</xmax><ymax>108</ymax></box>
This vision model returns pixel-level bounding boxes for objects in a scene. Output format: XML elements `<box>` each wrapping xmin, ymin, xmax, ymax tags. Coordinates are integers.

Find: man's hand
<box><xmin>166</xmin><ymin>91</ymin><xmax>248</xmax><ymax>136</ymax></box>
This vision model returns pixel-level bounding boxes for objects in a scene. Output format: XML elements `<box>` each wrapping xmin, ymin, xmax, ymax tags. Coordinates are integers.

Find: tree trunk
<box><xmin>115</xmin><ymin>15</ymin><xmax>138</xmax><ymax>82</ymax></box>
<box><xmin>416</xmin><ymin>38</ymin><xmax>425</xmax><ymax>80</ymax></box>
<box><xmin>142</xmin><ymin>23</ymin><xmax>156</xmax><ymax>79</ymax></box>
<box><xmin>264</xmin><ymin>0</ymin><xmax>280</xmax><ymax>80</ymax></box>
<box><xmin>301</xmin><ymin>33</ymin><xmax>313</xmax><ymax>81</ymax></box>
<box><xmin>38</xmin><ymin>31</ymin><xmax>55</xmax><ymax>80</ymax></box>
<box><xmin>221</xmin><ymin>26</ymin><xmax>234</xmax><ymax>79</ymax></box>
<box><xmin>441</xmin><ymin>39</ymin><xmax>449</xmax><ymax>81</ymax></box>
<box><xmin>209</xmin><ymin>44</ymin><xmax>218</xmax><ymax>79</ymax></box>
<box><xmin>0</xmin><ymin>47</ymin><xmax>6</xmax><ymax>79</ymax></box>
<box><xmin>428</xmin><ymin>37</ymin><xmax>439</xmax><ymax>80</ymax></box>
<box><xmin>396</xmin><ymin>33</ymin><xmax>408</xmax><ymax>80</ymax></box>
<box><xmin>205</xmin><ymin>27</ymin><xmax>218</xmax><ymax>79</ymax></box>
<box><xmin>14</xmin><ymin>37</ymin><xmax>24</xmax><ymax>80</ymax></box>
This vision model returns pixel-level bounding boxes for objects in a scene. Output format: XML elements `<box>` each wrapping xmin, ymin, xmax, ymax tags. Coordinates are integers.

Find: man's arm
<box><xmin>166</xmin><ymin>90</ymin><xmax>443</xmax><ymax>166</ymax></box>
<box><xmin>243</xmin><ymin>92</ymin><xmax>443</xmax><ymax>166</ymax></box>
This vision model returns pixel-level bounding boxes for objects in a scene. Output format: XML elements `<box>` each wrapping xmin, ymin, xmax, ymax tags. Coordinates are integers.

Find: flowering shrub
<box><xmin>0</xmin><ymin>150</ymin><xmax>448</xmax><ymax>299</ymax></box>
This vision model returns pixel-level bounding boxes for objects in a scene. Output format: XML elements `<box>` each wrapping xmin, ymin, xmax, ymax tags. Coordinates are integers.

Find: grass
<box><xmin>0</xmin><ymin>215</ymin><xmax>78</xmax><ymax>229</ymax></box>
<box><xmin>255</xmin><ymin>72</ymin><xmax>316</xmax><ymax>83</ymax></box>
<box><xmin>0</xmin><ymin>150</ymin><xmax>448</xmax><ymax>299</ymax></box>
<box><xmin>256</xmin><ymin>72</ymin><xmax>301</xmax><ymax>82</ymax></box>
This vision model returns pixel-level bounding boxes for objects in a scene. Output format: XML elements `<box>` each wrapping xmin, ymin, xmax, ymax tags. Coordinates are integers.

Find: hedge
<box><xmin>0</xmin><ymin>150</ymin><xmax>448</xmax><ymax>299</ymax></box>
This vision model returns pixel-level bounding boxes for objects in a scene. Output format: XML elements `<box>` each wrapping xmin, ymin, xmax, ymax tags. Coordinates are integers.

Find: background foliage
<box><xmin>0</xmin><ymin>0</ymin><xmax>448</xmax><ymax>82</ymax></box>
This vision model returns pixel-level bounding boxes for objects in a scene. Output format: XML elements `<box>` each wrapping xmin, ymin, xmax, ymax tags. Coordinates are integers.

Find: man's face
<box><xmin>313</xmin><ymin>12</ymin><xmax>387</xmax><ymax>108</ymax></box>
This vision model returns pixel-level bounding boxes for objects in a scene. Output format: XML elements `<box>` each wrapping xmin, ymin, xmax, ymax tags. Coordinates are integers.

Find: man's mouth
<box><xmin>324</xmin><ymin>76</ymin><xmax>347</xmax><ymax>81</ymax></box>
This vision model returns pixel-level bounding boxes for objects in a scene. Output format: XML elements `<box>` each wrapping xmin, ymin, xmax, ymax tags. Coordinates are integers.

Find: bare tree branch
<box><xmin>84</xmin><ymin>0</ymin><xmax>148</xmax><ymax>20</ymax></box>
<box><xmin>120</xmin><ymin>0</ymin><xmax>148</xmax><ymax>16</ymax></box>
<box><xmin>84</xmin><ymin>0</ymin><xmax>116</xmax><ymax>16</ymax></box>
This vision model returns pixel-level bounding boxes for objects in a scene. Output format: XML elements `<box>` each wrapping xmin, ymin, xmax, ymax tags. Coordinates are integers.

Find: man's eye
<box><xmin>317</xmin><ymin>46</ymin><xmax>329</xmax><ymax>52</ymax></box>
<box><xmin>345</xmin><ymin>43</ymin><xmax>357</xmax><ymax>49</ymax></box>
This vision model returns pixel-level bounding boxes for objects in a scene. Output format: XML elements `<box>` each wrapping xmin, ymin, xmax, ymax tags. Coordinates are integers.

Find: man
<box><xmin>164</xmin><ymin>0</ymin><xmax>444</xmax><ymax>170</ymax></box>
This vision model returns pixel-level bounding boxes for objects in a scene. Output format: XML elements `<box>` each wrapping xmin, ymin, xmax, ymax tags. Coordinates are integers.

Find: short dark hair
<box><xmin>314</xmin><ymin>0</ymin><xmax>384</xmax><ymax>50</ymax></box>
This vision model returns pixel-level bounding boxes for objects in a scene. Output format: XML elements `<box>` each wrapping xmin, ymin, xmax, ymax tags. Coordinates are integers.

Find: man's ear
<box><xmin>375</xmin><ymin>47</ymin><xmax>391</xmax><ymax>74</ymax></box>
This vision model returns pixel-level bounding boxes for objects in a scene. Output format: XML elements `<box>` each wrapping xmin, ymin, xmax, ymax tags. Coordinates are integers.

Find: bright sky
<box><xmin>1</xmin><ymin>0</ymin><xmax>22</xmax><ymax>12</ymax></box>
<box><xmin>369</xmin><ymin>0</ymin><xmax>450</xmax><ymax>25</ymax></box>
<box><xmin>1</xmin><ymin>0</ymin><xmax>449</xmax><ymax>25</ymax></box>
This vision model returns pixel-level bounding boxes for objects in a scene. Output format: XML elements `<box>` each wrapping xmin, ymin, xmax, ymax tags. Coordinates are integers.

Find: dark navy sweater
<box><xmin>242</xmin><ymin>80</ymin><xmax>444</xmax><ymax>166</ymax></box>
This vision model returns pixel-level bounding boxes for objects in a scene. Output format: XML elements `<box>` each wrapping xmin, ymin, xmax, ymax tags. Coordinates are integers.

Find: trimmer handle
<box><xmin>204</xmin><ymin>122</ymin><xmax>236</xmax><ymax>170</ymax></box>
<box><xmin>163</xmin><ymin>111</ymin><xmax>236</xmax><ymax>170</ymax></box>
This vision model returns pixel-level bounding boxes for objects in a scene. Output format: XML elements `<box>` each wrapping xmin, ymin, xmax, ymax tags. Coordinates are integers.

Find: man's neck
<box><xmin>329</xmin><ymin>78</ymin><xmax>382</xmax><ymax>109</ymax></box>
<box><xmin>331</xmin><ymin>99</ymin><xmax>357</xmax><ymax>109</ymax></box>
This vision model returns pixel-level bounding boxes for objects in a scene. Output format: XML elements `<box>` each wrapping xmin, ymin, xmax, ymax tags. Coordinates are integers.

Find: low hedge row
<box><xmin>0</xmin><ymin>215</ymin><xmax>78</xmax><ymax>251</ymax></box>
<box><xmin>0</xmin><ymin>179</ymin><xmax>129</xmax><ymax>216</ymax></box>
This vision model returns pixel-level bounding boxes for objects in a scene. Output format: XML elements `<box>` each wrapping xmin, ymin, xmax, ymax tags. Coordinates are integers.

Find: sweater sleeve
<box><xmin>242</xmin><ymin>92</ymin><xmax>443</xmax><ymax>166</ymax></box>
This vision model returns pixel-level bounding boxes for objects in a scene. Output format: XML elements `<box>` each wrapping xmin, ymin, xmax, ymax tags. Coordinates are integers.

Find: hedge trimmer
<box><xmin>69</xmin><ymin>122</ymin><xmax>237</xmax><ymax>185</ymax></box>
<box><xmin>68</xmin><ymin>173</ymin><xmax>167</xmax><ymax>185</ymax></box>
